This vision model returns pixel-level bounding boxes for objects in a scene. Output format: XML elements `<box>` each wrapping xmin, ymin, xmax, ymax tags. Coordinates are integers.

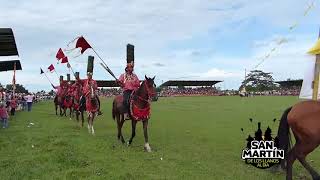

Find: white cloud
<box><xmin>197</xmin><ymin>68</ymin><xmax>242</xmax><ymax>79</ymax></box>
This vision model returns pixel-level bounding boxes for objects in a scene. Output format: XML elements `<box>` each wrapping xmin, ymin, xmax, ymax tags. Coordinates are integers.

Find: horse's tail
<box><xmin>112</xmin><ymin>99</ymin><xmax>116</xmax><ymax>121</ymax></box>
<box><xmin>277</xmin><ymin>106</ymin><xmax>292</xmax><ymax>169</ymax></box>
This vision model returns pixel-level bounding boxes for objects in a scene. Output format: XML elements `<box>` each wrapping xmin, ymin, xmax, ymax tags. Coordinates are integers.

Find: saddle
<box><xmin>127</xmin><ymin>92</ymin><xmax>151</xmax><ymax>121</ymax></box>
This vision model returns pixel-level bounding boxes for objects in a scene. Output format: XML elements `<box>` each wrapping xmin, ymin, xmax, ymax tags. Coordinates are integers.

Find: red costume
<box><xmin>72</xmin><ymin>79</ymin><xmax>83</xmax><ymax>111</ymax></box>
<box><xmin>53</xmin><ymin>81</ymin><xmax>68</xmax><ymax>97</ymax></box>
<box><xmin>83</xmin><ymin>78</ymin><xmax>98</xmax><ymax>113</ymax></box>
<box><xmin>118</xmin><ymin>72</ymin><xmax>140</xmax><ymax>91</ymax></box>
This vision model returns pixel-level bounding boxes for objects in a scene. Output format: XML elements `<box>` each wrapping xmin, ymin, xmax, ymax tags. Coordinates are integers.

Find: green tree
<box><xmin>5</xmin><ymin>84</ymin><xmax>29</xmax><ymax>93</ymax></box>
<box><xmin>240</xmin><ymin>70</ymin><xmax>276</xmax><ymax>92</ymax></box>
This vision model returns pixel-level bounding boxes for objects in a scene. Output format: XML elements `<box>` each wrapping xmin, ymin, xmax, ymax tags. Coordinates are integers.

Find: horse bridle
<box><xmin>136</xmin><ymin>80</ymin><xmax>156</xmax><ymax>103</ymax></box>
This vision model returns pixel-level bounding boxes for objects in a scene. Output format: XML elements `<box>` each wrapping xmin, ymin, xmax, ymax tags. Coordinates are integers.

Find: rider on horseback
<box><xmin>52</xmin><ymin>76</ymin><xmax>67</xmax><ymax>103</ymax></box>
<box><xmin>116</xmin><ymin>62</ymin><xmax>140</xmax><ymax>120</ymax></box>
<box><xmin>82</xmin><ymin>56</ymin><xmax>101</xmax><ymax>117</ymax></box>
<box><xmin>72</xmin><ymin>72</ymin><xmax>83</xmax><ymax>111</ymax></box>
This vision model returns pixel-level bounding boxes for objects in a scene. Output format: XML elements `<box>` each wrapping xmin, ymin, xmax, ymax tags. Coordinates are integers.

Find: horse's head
<box><xmin>142</xmin><ymin>75</ymin><xmax>157</xmax><ymax>99</ymax></box>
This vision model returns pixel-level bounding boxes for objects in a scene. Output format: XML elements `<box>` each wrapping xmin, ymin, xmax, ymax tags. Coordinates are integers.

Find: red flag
<box><xmin>76</xmin><ymin>36</ymin><xmax>91</xmax><ymax>54</ymax></box>
<box><xmin>61</xmin><ymin>56</ymin><xmax>68</xmax><ymax>64</ymax></box>
<box><xmin>48</xmin><ymin>64</ymin><xmax>55</xmax><ymax>72</ymax></box>
<box><xmin>56</xmin><ymin>48</ymin><xmax>65</xmax><ymax>60</ymax></box>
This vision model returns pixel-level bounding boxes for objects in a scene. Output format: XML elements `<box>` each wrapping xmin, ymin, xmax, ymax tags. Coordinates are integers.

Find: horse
<box><xmin>276</xmin><ymin>100</ymin><xmax>320</xmax><ymax>180</ymax></box>
<box><xmin>85</xmin><ymin>82</ymin><xmax>100</xmax><ymax>135</ymax></box>
<box><xmin>54</xmin><ymin>95</ymin><xmax>64</xmax><ymax>116</ymax></box>
<box><xmin>112</xmin><ymin>75</ymin><xmax>156</xmax><ymax>152</ymax></box>
<box><xmin>75</xmin><ymin>95</ymin><xmax>86</xmax><ymax>127</ymax></box>
<box><xmin>62</xmin><ymin>94</ymin><xmax>74</xmax><ymax>118</ymax></box>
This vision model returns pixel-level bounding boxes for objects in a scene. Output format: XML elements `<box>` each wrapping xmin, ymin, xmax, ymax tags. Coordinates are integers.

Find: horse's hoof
<box><xmin>144</xmin><ymin>147</ymin><xmax>152</xmax><ymax>152</ymax></box>
<box><xmin>144</xmin><ymin>143</ymin><xmax>152</xmax><ymax>152</ymax></box>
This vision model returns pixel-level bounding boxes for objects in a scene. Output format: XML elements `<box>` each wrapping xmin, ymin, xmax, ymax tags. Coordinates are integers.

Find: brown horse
<box><xmin>277</xmin><ymin>100</ymin><xmax>320</xmax><ymax>180</ymax></box>
<box><xmin>112</xmin><ymin>75</ymin><xmax>156</xmax><ymax>152</ymax></box>
<box><xmin>62</xmin><ymin>94</ymin><xmax>74</xmax><ymax>118</ymax></box>
<box><xmin>54</xmin><ymin>95</ymin><xmax>63</xmax><ymax>116</ymax></box>
<box><xmin>86</xmin><ymin>83</ymin><xmax>100</xmax><ymax>135</ymax></box>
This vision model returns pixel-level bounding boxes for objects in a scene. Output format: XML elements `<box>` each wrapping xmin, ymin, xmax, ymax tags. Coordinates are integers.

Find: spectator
<box><xmin>24</xmin><ymin>93</ymin><xmax>34</xmax><ymax>112</ymax></box>
<box><xmin>10</xmin><ymin>97</ymin><xmax>17</xmax><ymax>116</ymax></box>
<box><xmin>0</xmin><ymin>103</ymin><xmax>9</xmax><ymax>128</ymax></box>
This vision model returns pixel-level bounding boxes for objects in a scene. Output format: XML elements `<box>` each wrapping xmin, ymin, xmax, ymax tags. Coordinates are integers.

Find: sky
<box><xmin>0</xmin><ymin>0</ymin><xmax>319</xmax><ymax>92</ymax></box>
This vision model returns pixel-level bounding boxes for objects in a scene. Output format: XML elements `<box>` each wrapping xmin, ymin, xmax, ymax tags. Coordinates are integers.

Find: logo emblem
<box><xmin>241</xmin><ymin>121</ymin><xmax>284</xmax><ymax>169</ymax></box>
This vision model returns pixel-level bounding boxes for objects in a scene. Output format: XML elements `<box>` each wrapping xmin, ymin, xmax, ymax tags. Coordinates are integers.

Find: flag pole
<box><xmin>66</xmin><ymin>62</ymin><xmax>76</xmax><ymax>77</ymax></box>
<box><xmin>91</xmin><ymin>48</ymin><xmax>118</xmax><ymax>80</ymax></box>
<box><xmin>12</xmin><ymin>62</ymin><xmax>16</xmax><ymax>96</ymax></box>
<box><xmin>54</xmin><ymin>70</ymin><xmax>60</xmax><ymax>79</ymax></box>
<box><xmin>44</xmin><ymin>73</ymin><xmax>53</xmax><ymax>85</ymax></box>
<box><xmin>41</xmin><ymin>68</ymin><xmax>54</xmax><ymax>87</ymax></box>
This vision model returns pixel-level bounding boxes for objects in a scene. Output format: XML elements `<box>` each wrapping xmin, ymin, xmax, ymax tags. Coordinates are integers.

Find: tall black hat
<box><xmin>87</xmin><ymin>56</ymin><xmax>94</xmax><ymax>75</ymax></box>
<box><xmin>126</xmin><ymin>44</ymin><xmax>134</xmax><ymax>67</ymax></box>
<box><xmin>75</xmin><ymin>72</ymin><xmax>79</xmax><ymax>78</ymax></box>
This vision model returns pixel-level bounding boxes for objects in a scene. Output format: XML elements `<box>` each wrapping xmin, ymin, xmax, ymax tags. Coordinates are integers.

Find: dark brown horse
<box><xmin>75</xmin><ymin>95</ymin><xmax>86</xmax><ymax>127</ymax></box>
<box><xmin>277</xmin><ymin>100</ymin><xmax>320</xmax><ymax>180</ymax></box>
<box><xmin>112</xmin><ymin>75</ymin><xmax>156</xmax><ymax>152</ymax></box>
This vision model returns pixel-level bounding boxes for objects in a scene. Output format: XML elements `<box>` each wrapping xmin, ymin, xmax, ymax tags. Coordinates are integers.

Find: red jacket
<box><xmin>82</xmin><ymin>79</ymin><xmax>97</xmax><ymax>97</ymax></box>
<box><xmin>118</xmin><ymin>73</ymin><xmax>140</xmax><ymax>91</ymax></box>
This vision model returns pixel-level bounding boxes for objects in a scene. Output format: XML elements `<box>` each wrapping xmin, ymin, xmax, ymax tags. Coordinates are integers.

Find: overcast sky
<box><xmin>0</xmin><ymin>0</ymin><xmax>319</xmax><ymax>91</ymax></box>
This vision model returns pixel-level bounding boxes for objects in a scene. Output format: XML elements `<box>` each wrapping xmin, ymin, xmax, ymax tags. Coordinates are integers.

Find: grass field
<box><xmin>0</xmin><ymin>96</ymin><xmax>319</xmax><ymax>179</ymax></box>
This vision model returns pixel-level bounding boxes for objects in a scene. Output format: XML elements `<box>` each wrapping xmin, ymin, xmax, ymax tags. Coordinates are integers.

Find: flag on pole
<box><xmin>61</xmin><ymin>56</ymin><xmax>68</xmax><ymax>63</ymax></box>
<box><xmin>308</xmin><ymin>38</ymin><xmax>320</xmax><ymax>55</ymax></box>
<box><xmin>40</xmin><ymin>68</ymin><xmax>44</xmax><ymax>74</ymax></box>
<box><xmin>48</xmin><ymin>64</ymin><xmax>55</xmax><ymax>72</ymax></box>
<box><xmin>56</xmin><ymin>48</ymin><xmax>66</xmax><ymax>60</ymax></box>
<box><xmin>75</xmin><ymin>36</ymin><xmax>92</xmax><ymax>54</ymax></box>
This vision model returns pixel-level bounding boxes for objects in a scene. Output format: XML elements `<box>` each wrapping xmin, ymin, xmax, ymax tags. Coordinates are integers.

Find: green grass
<box><xmin>0</xmin><ymin>96</ymin><xmax>319</xmax><ymax>179</ymax></box>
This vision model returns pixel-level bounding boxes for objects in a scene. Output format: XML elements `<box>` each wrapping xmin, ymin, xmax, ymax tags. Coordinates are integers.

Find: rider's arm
<box><xmin>117</xmin><ymin>74</ymin><xmax>125</xmax><ymax>87</ymax></box>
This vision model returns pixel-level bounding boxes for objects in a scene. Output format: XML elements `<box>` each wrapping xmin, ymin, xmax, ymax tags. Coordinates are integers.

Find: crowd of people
<box><xmin>98</xmin><ymin>88</ymin><xmax>122</xmax><ymax>97</ymax></box>
<box><xmin>0</xmin><ymin>88</ymin><xmax>53</xmax><ymax>129</ymax></box>
<box><xmin>159</xmin><ymin>87</ymin><xmax>222</xmax><ymax>97</ymax></box>
<box><xmin>246</xmin><ymin>87</ymin><xmax>301</xmax><ymax>96</ymax></box>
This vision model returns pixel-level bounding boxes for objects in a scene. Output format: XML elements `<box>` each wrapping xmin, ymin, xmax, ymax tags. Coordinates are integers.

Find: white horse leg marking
<box><xmin>144</xmin><ymin>143</ymin><xmax>152</xmax><ymax>152</ymax></box>
<box><xmin>91</xmin><ymin>124</ymin><xmax>95</xmax><ymax>135</ymax></box>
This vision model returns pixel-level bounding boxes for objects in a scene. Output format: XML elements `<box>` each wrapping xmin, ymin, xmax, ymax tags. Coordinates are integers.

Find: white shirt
<box><xmin>24</xmin><ymin>95</ymin><xmax>34</xmax><ymax>102</ymax></box>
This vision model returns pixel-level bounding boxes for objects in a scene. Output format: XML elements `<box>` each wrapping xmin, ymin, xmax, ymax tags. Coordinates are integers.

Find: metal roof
<box><xmin>275</xmin><ymin>79</ymin><xmax>302</xmax><ymax>87</ymax></box>
<box><xmin>0</xmin><ymin>60</ymin><xmax>22</xmax><ymax>72</ymax></box>
<box><xmin>0</xmin><ymin>28</ymin><xmax>19</xmax><ymax>56</ymax></box>
<box><xmin>160</xmin><ymin>80</ymin><xmax>222</xmax><ymax>87</ymax></box>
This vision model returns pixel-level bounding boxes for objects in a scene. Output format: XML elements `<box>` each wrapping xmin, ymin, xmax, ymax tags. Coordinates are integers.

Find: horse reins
<box><xmin>135</xmin><ymin>81</ymin><xmax>156</xmax><ymax>103</ymax></box>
